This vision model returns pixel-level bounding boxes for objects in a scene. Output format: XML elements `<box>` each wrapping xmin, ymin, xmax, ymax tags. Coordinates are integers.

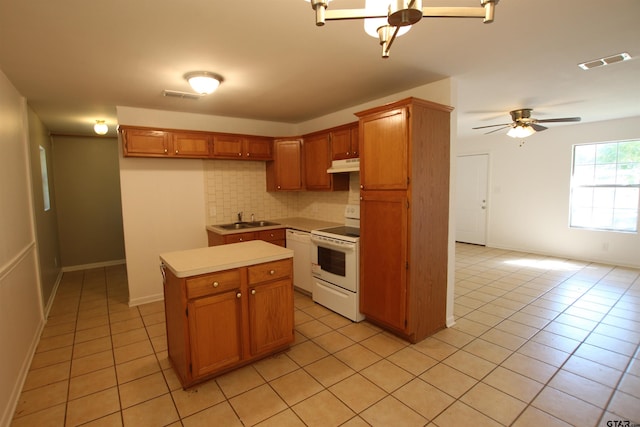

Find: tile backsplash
<box><xmin>204</xmin><ymin>160</ymin><xmax>360</xmax><ymax>225</ymax></box>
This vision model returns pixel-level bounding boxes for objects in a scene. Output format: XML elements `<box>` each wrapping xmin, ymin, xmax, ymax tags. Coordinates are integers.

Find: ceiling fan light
<box><xmin>94</xmin><ymin>120</ymin><xmax>108</xmax><ymax>135</ymax></box>
<box><xmin>507</xmin><ymin>124</ymin><xmax>536</xmax><ymax>139</ymax></box>
<box><xmin>184</xmin><ymin>71</ymin><xmax>223</xmax><ymax>95</ymax></box>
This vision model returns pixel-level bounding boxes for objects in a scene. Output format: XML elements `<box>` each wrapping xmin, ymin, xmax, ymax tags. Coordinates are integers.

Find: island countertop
<box><xmin>160</xmin><ymin>240</ymin><xmax>293</xmax><ymax>278</ymax></box>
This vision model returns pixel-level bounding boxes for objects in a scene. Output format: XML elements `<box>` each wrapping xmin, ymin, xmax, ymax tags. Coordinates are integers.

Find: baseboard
<box><xmin>446</xmin><ymin>315</ymin><xmax>456</xmax><ymax>328</ymax></box>
<box><xmin>1</xmin><ymin>317</ymin><xmax>45</xmax><ymax>427</ymax></box>
<box><xmin>42</xmin><ymin>270</ymin><xmax>64</xmax><ymax>320</ymax></box>
<box><xmin>128</xmin><ymin>293</ymin><xmax>164</xmax><ymax>307</ymax></box>
<box><xmin>62</xmin><ymin>259</ymin><xmax>125</xmax><ymax>272</ymax></box>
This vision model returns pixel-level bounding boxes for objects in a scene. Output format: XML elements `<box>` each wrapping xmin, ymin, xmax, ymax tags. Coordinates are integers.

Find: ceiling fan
<box><xmin>473</xmin><ymin>108</ymin><xmax>581</xmax><ymax>138</ymax></box>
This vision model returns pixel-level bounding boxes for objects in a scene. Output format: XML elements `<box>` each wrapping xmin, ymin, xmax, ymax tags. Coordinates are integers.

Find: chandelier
<box><xmin>306</xmin><ymin>0</ymin><xmax>499</xmax><ymax>58</ymax></box>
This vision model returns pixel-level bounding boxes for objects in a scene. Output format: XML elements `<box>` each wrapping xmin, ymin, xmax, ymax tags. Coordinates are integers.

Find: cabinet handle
<box><xmin>212</xmin><ymin>281</ymin><xmax>219</xmax><ymax>287</ymax></box>
<box><xmin>238</xmin><ymin>152</ymin><xmax>242</xmax><ymax>156</ymax></box>
<box><xmin>277</xmin><ymin>185</ymin><xmax>281</xmax><ymax>189</ymax></box>
<box><xmin>246</xmin><ymin>153</ymin><xmax>250</xmax><ymax>157</ymax></box>
<box><xmin>164</xmin><ymin>148</ymin><xmax>168</xmax><ymax>154</ymax></box>
<box><xmin>346</xmin><ymin>151</ymin><xmax>350</xmax><ymax>155</ymax></box>
<box><xmin>360</xmin><ymin>184</ymin><xmax>364</xmax><ymax>189</ymax></box>
<box><xmin>236</xmin><ymin>292</ymin><xmax>242</xmax><ymax>298</ymax></box>
<box><xmin>251</xmin><ymin>289</ymin><xmax>256</xmax><ymax>295</ymax></box>
<box><xmin>269</xmin><ymin>270</ymin><xmax>275</xmax><ymax>275</ymax></box>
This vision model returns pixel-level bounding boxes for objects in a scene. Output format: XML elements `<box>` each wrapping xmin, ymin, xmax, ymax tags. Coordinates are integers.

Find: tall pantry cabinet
<box><xmin>356</xmin><ymin>97</ymin><xmax>452</xmax><ymax>344</ymax></box>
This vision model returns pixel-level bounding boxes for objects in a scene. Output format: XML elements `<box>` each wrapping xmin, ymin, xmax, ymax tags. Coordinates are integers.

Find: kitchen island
<box><xmin>160</xmin><ymin>241</ymin><xmax>294</xmax><ymax>388</ymax></box>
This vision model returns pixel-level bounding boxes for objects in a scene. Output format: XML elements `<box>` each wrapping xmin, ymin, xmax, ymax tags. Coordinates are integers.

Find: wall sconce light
<box><xmin>94</xmin><ymin>120</ymin><xmax>108</xmax><ymax>135</ymax></box>
<box><xmin>184</xmin><ymin>71</ymin><xmax>224</xmax><ymax>95</ymax></box>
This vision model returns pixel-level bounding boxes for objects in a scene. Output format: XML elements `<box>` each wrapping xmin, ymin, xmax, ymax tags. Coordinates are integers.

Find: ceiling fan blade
<box><xmin>531</xmin><ymin>124</ymin><xmax>548</xmax><ymax>132</ymax></box>
<box><xmin>535</xmin><ymin>117</ymin><xmax>581</xmax><ymax>123</ymax></box>
<box><xmin>472</xmin><ymin>122</ymin><xmax>511</xmax><ymax>130</ymax></box>
<box><xmin>484</xmin><ymin>125</ymin><xmax>512</xmax><ymax>135</ymax></box>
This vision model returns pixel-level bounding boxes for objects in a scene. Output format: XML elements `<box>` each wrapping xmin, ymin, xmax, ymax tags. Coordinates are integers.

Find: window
<box><xmin>39</xmin><ymin>146</ymin><xmax>51</xmax><ymax>211</ymax></box>
<box><xmin>570</xmin><ymin>140</ymin><xmax>640</xmax><ymax>232</ymax></box>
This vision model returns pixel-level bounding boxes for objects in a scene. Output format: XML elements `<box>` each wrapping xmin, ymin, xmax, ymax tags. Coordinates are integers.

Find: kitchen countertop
<box><xmin>160</xmin><ymin>240</ymin><xmax>293</xmax><ymax>278</ymax></box>
<box><xmin>206</xmin><ymin>217</ymin><xmax>342</xmax><ymax>235</ymax></box>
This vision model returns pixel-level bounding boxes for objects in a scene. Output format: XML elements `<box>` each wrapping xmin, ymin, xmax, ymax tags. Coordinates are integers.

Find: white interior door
<box><xmin>456</xmin><ymin>154</ymin><xmax>489</xmax><ymax>245</ymax></box>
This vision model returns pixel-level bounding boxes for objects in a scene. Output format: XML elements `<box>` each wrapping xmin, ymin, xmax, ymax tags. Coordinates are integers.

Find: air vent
<box><xmin>578</xmin><ymin>52</ymin><xmax>631</xmax><ymax>70</ymax></box>
<box><xmin>162</xmin><ymin>90</ymin><xmax>202</xmax><ymax>100</ymax></box>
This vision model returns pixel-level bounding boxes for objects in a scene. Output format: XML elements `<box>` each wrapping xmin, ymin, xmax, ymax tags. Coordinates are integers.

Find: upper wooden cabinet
<box><xmin>357</xmin><ymin>97</ymin><xmax>452</xmax><ymax>344</ymax></box>
<box><xmin>359</xmin><ymin>107</ymin><xmax>409</xmax><ymax>190</ymax></box>
<box><xmin>330</xmin><ymin>122</ymin><xmax>359</xmax><ymax>160</ymax></box>
<box><xmin>119</xmin><ymin>125</ymin><xmax>272</xmax><ymax>160</ymax></box>
<box><xmin>303</xmin><ymin>132</ymin><xmax>349</xmax><ymax>191</ymax></box>
<box><xmin>212</xmin><ymin>135</ymin><xmax>273</xmax><ymax>160</ymax></box>
<box><xmin>121</xmin><ymin>128</ymin><xmax>171</xmax><ymax>157</ymax></box>
<box><xmin>172</xmin><ymin>132</ymin><xmax>211</xmax><ymax>158</ymax></box>
<box><xmin>266</xmin><ymin>139</ymin><xmax>304</xmax><ymax>191</ymax></box>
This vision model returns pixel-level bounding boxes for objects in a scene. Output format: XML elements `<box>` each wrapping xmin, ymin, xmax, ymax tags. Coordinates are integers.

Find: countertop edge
<box><xmin>160</xmin><ymin>241</ymin><xmax>293</xmax><ymax>278</ymax></box>
<box><xmin>206</xmin><ymin>217</ymin><xmax>343</xmax><ymax>235</ymax></box>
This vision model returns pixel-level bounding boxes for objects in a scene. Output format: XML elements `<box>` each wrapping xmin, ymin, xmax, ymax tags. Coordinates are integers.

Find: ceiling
<box><xmin>1</xmin><ymin>0</ymin><xmax>639</xmax><ymax>139</ymax></box>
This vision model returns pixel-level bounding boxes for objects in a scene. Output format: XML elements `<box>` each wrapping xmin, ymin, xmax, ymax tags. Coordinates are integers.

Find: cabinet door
<box><xmin>331</xmin><ymin>124</ymin><xmax>359</xmax><ymax>160</ymax></box>
<box><xmin>188</xmin><ymin>291</ymin><xmax>243</xmax><ymax>378</ymax></box>
<box><xmin>122</xmin><ymin>128</ymin><xmax>170</xmax><ymax>157</ymax></box>
<box><xmin>268</xmin><ymin>140</ymin><xmax>303</xmax><ymax>191</ymax></box>
<box><xmin>172</xmin><ymin>132</ymin><xmax>210</xmax><ymax>158</ymax></box>
<box><xmin>223</xmin><ymin>232</ymin><xmax>255</xmax><ymax>244</ymax></box>
<box><xmin>212</xmin><ymin>135</ymin><xmax>244</xmax><ymax>158</ymax></box>
<box><xmin>244</xmin><ymin>136</ymin><xmax>273</xmax><ymax>160</ymax></box>
<box><xmin>304</xmin><ymin>133</ymin><xmax>332</xmax><ymax>190</ymax></box>
<box><xmin>248</xmin><ymin>278</ymin><xmax>294</xmax><ymax>356</ymax></box>
<box><xmin>360</xmin><ymin>190</ymin><xmax>408</xmax><ymax>331</ymax></box>
<box><xmin>360</xmin><ymin>107</ymin><xmax>409</xmax><ymax>190</ymax></box>
<box><xmin>330</xmin><ymin>127</ymin><xmax>352</xmax><ymax>160</ymax></box>
<box><xmin>255</xmin><ymin>228</ymin><xmax>286</xmax><ymax>246</ymax></box>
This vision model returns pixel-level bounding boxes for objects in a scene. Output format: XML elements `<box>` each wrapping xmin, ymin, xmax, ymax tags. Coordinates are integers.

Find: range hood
<box><xmin>327</xmin><ymin>158</ymin><xmax>360</xmax><ymax>173</ymax></box>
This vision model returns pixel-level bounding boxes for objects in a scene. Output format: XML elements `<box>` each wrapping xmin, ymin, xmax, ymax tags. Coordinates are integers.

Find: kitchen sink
<box><xmin>217</xmin><ymin>221</ymin><xmax>280</xmax><ymax>230</ymax></box>
<box><xmin>246</xmin><ymin>220</ymin><xmax>280</xmax><ymax>227</ymax></box>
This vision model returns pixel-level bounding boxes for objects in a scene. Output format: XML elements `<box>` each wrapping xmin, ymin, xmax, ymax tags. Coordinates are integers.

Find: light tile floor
<box><xmin>11</xmin><ymin>243</ymin><xmax>640</xmax><ymax>426</ymax></box>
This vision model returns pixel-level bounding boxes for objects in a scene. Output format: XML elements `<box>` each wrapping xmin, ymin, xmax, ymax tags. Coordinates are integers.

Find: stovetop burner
<box><xmin>315</xmin><ymin>226</ymin><xmax>360</xmax><ymax>238</ymax></box>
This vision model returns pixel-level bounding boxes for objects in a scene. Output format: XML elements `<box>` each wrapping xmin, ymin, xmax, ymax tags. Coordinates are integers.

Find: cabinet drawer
<box><xmin>256</xmin><ymin>228</ymin><xmax>285</xmax><ymax>242</ymax></box>
<box><xmin>186</xmin><ymin>269</ymin><xmax>241</xmax><ymax>299</ymax></box>
<box><xmin>248</xmin><ymin>259</ymin><xmax>292</xmax><ymax>285</ymax></box>
<box><xmin>224</xmin><ymin>232</ymin><xmax>255</xmax><ymax>244</ymax></box>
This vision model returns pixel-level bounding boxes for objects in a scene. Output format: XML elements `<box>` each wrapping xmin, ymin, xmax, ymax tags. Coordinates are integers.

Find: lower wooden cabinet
<box><xmin>207</xmin><ymin>228</ymin><xmax>285</xmax><ymax>247</ymax></box>
<box><xmin>163</xmin><ymin>258</ymin><xmax>294</xmax><ymax>388</ymax></box>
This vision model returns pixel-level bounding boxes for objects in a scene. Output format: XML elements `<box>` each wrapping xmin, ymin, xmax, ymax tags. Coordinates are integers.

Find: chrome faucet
<box><xmin>237</xmin><ymin>211</ymin><xmax>243</xmax><ymax>222</ymax></box>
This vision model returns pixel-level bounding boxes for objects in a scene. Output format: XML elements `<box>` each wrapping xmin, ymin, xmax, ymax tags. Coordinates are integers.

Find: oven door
<box><xmin>310</xmin><ymin>234</ymin><xmax>358</xmax><ymax>292</ymax></box>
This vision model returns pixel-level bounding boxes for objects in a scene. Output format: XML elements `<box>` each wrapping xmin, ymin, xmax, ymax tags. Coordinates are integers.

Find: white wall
<box><xmin>458</xmin><ymin>116</ymin><xmax>640</xmax><ymax>268</ymax></box>
<box><xmin>117</xmin><ymin>78</ymin><xmax>458</xmax><ymax>326</ymax></box>
<box><xmin>0</xmin><ymin>71</ymin><xmax>44</xmax><ymax>427</ymax></box>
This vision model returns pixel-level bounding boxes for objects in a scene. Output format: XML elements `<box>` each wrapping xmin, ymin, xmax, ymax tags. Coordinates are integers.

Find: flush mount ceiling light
<box><xmin>306</xmin><ymin>0</ymin><xmax>499</xmax><ymax>58</ymax></box>
<box><xmin>184</xmin><ymin>71</ymin><xmax>224</xmax><ymax>95</ymax></box>
<box><xmin>94</xmin><ymin>120</ymin><xmax>108</xmax><ymax>135</ymax></box>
